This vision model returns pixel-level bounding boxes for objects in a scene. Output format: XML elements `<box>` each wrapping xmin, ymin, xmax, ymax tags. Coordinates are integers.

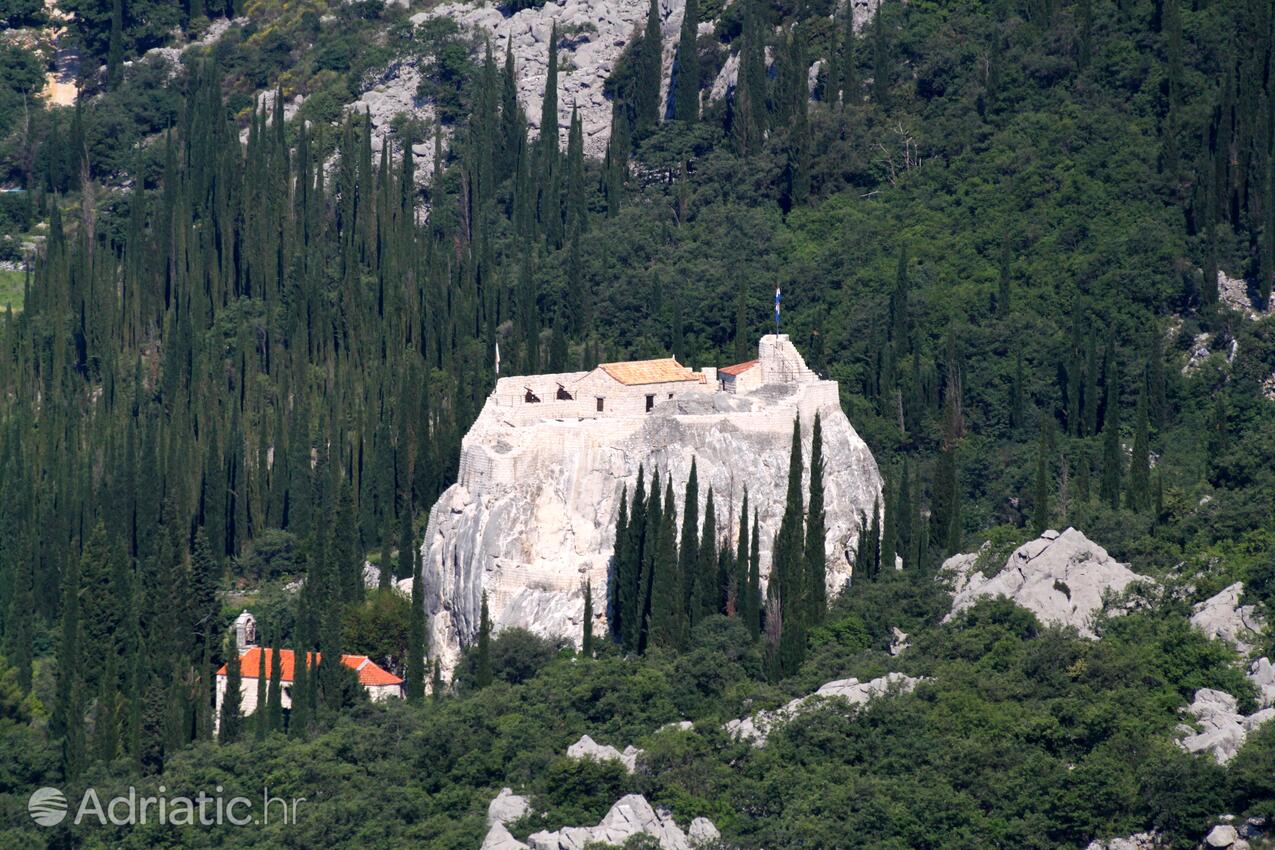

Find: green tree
<box><xmin>475</xmin><ymin>592</ymin><xmax>493</xmax><ymax>689</ymax></box>
<box><xmin>804</xmin><ymin>413</ymin><xmax>828</xmax><ymax>622</ymax></box>
<box><xmin>406</xmin><ymin>548</ymin><xmax>427</xmax><ymax>701</ymax></box>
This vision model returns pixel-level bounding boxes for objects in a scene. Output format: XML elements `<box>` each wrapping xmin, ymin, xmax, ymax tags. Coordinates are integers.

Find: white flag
<box><xmin>495</xmin><ymin>342</ymin><xmax>501</xmax><ymax>376</ymax></box>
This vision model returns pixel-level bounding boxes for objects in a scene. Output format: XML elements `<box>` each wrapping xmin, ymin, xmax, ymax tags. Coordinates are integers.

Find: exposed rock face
<box><xmin>943</xmin><ymin>529</ymin><xmax>1153</xmax><ymax>638</ymax></box>
<box><xmin>1250</xmin><ymin>657</ymin><xmax>1275</xmax><ymax>709</ymax></box>
<box><xmin>565</xmin><ymin>734</ymin><xmax>642</xmax><ymax>772</ymax></box>
<box><xmin>421</xmin><ymin>336</ymin><xmax>882</xmax><ymax>673</ymax></box>
<box><xmin>1177</xmin><ymin>688</ymin><xmax>1275</xmax><ymax>765</ymax></box>
<box><xmin>525</xmin><ymin>794</ymin><xmax>715</xmax><ymax>850</ymax></box>
<box><xmin>726</xmin><ymin>672</ymin><xmax>921</xmax><ymax>746</ymax></box>
<box><xmin>1190</xmin><ymin>582</ymin><xmax>1266</xmax><ymax>656</ymax></box>
<box><xmin>1083</xmin><ymin>834</ymin><xmax>1159</xmax><ymax>850</ymax></box>
<box><xmin>410</xmin><ymin>0</ymin><xmax>687</xmax><ymax>160</ymax></box>
<box><xmin>1205</xmin><ymin>824</ymin><xmax>1240</xmax><ymax>848</ymax></box>
<box><xmin>482</xmin><ymin>822</ymin><xmax>530</xmax><ymax>850</ymax></box>
<box><xmin>488</xmin><ymin>787</ymin><xmax>531</xmax><ymax>826</ymax></box>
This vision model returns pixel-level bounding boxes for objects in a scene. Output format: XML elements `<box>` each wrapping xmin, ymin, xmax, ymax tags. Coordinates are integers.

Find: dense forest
<box><xmin>1</xmin><ymin>0</ymin><xmax>1274</xmax><ymax>846</ymax></box>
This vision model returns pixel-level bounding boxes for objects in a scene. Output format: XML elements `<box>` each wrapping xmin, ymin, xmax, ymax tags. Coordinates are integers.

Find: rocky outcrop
<box><xmin>726</xmin><ymin>672</ymin><xmax>921</xmax><ymax>746</ymax></box>
<box><xmin>410</xmin><ymin>0</ymin><xmax>686</xmax><ymax>159</ymax></box>
<box><xmin>421</xmin><ymin>336</ymin><xmax>882</xmax><ymax>672</ymax></box>
<box><xmin>1177</xmin><ymin>688</ymin><xmax>1275</xmax><ymax>765</ymax></box>
<box><xmin>566</xmin><ymin>734</ymin><xmax>642</xmax><ymax>772</ymax></box>
<box><xmin>1190</xmin><ymin>582</ymin><xmax>1266</xmax><ymax>656</ymax></box>
<box><xmin>1250</xmin><ymin>657</ymin><xmax>1275</xmax><ymax>709</ymax></box>
<box><xmin>488</xmin><ymin>787</ymin><xmax>531</xmax><ymax>826</ymax></box>
<box><xmin>523</xmin><ymin>794</ymin><xmax>716</xmax><ymax>850</ymax></box>
<box><xmin>1083</xmin><ymin>834</ymin><xmax>1158</xmax><ymax>850</ymax></box>
<box><xmin>482</xmin><ymin>822</ymin><xmax>530</xmax><ymax>850</ymax></box>
<box><xmin>943</xmin><ymin>529</ymin><xmax>1153</xmax><ymax>638</ymax></box>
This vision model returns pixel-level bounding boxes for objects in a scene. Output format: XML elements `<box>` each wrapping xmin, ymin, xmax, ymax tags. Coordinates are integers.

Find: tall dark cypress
<box><xmin>637</xmin><ymin>469</ymin><xmax>662</xmax><ymax>653</ymax></box>
<box><xmin>804</xmin><ymin>413</ymin><xmax>827</xmax><ymax>622</ymax></box>
<box><xmin>406</xmin><ymin>548</ymin><xmax>427</xmax><ymax>701</ymax></box>
<box><xmin>609</xmin><ymin>485</ymin><xmax>630</xmax><ymax>643</ymax></box>
<box><xmin>634</xmin><ymin>0</ymin><xmax>664</xmax><ymax>137</ymax></box>
<box><xmin>1032</xmin><ymin>418</ymin><xmax>1051</xmax><ymax>535</ymax></box>
<box><xmin>871</xmin><ymin>0</ymin><xmax>892</xmax><ymax>110</ymax></box>
<box><xmin>581</xmin><ymin>579</ymin><xmax>594</xmax><ymax>658</ymax></box>
<box><xmin>219</xmin><ymin>635</ymin><xmax>243</xmax><ymax>742</ymax></box>
<box><xmin>747</xmin><ymin>511</ymin><xmax>761</xmax><ymax>638</ymax></box>
<box><xmin>474</xmin><ymin>591</ymin><xmax>493</xmax><ymax>688</ymax></box>
<box><xmin>773</xmin><ymin>418</ymin><xmax>806</xmax><ymax>675</ymax></box>
<box><xmin>1099</xmin><ymin>350</ymin><xmax>1123</xmax><ymax>510</ymax></box>
<box><xmin>1127</xmin><ymin>384</ymin><xmax>1151</xmax><ymax>511</ymax></box>
<box><xmin>672</xmin><ymin>0</ymin><xmax>700</xmax><ymax>121</ymax></box>
<box><xmin>697</xmin><ymin>488</ymin><xmax>718</xmax><ymax>621</ymax></box>
<box><xmin>678</xmin><ymin>460</ymin><xmax>700</xmax><ymax>624</ymax></box>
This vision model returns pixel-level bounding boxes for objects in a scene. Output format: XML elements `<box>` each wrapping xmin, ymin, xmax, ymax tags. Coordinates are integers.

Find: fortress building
<box><xmin>421</xmin><ymin>335</ymin><xmax>882</xmax><ymax>673</ymax></box>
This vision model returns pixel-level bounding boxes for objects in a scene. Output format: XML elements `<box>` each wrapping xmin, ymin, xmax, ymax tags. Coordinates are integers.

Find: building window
<box><xmin>556</xmin><ymin>385</ymin><xmax>573</xmax><ymax>401</ymax></box>
<box><xmin>524</xmin><ymin>388</ymin><xmax>540</xmax><ymax>403</ymax></box>
<box><xmin>668</xmin><ymin>393</ymin><xmax>673</xmax><ymax>399</ymax></box>
<box><xmin>596</xmin><ymin>397</ymin><xmax>605</xmax><ymax>412</ymax></box>
<box><xmin>645</xmin><ymin>394</ymin><xmax>655</xmax><ymax>412</ymax></box>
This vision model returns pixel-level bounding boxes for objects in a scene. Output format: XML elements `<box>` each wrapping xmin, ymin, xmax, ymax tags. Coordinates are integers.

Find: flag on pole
<box><xmin>495</xmin><ymin>342</ymin><xmax>501</xmax><ymax>376</ymax></box>
<box><xmin>774</xmin><ymin>287</ymin><xmax>782</xmax><ymax>332</ymax></box>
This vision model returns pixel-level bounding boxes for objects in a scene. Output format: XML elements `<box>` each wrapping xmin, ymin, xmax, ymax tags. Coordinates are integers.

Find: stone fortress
<box><xmin>421</xmin><ymin>335</ymin><xmax>883</xmax><ymax>672</ymax></box>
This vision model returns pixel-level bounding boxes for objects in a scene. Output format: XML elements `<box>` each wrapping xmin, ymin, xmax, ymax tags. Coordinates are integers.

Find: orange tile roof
<box><xmin>217</xmin><ymin>647</ymin><xmax>403</xmax><ymax>687</ymax></box>
<box><xmin>719</xmin><ymin>359</ymin><xmax>759</xmax><ymax>377</ymax></box>
<box><xmin>598</xmin><ymin>358</ymin><xmax>702</xmax><ymax>386</ymax></box>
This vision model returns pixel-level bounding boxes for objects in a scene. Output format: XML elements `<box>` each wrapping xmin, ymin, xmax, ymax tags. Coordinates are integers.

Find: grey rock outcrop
<box><xmin>943</xmin><ymin>528</ymin><xmax>1153</xmax><ymax>638</ymax></box>
<box><xmin>1083</xmin><ymin>834</ymin><xmax>1159</xmax><ymax>850</ymax></box>
<box><xmin>566</xmin><ymin>734</ymin><xmax>642</xmax><ymax>772</ymax></box>
<box><xmin>482</xmin><ymin>822</ymin><xmax>530</xmax><ymax>850</ymax></box>
<box><xmin>421</xmin><ymin>336</ymin><xmax>881</xmax><ymax>673</ymax></box>
<box><xmin>526</xmin><ymin>794</ymin><xmax>715</xmax><ymax>849</ymax></box>
<box><xmin>1190</xmin><ymin>582</ymin><xmax>1265</xmax><ymax>656</ymax></box>
<box><xmin>1205</xmin><ymin>824</ymin><xmax>1240</xmax><ymax>848</ymax></box>
<box><xmin>1250</xmin><ymin>657</ymin><xmax>1275</xmax><ymax>709</ymax></box>
<box><xmin>726</xmin><ymin>672</ymin><xmax>921</xmax><ymax>746</ymax></box>
<box><xmin>488</xmin><ymin>787</ymin><xmax>531</xmax><ymax>826</ymax></box>
<box><xmin>1177</xmin><ymin>688</ymin><xmax>1275</xmax><ymax>765</ymax></box>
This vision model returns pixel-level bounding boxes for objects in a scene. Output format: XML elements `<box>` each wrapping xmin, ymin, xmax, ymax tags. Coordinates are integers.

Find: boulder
<box><xmin>527</xmin><ymin>794</ymin><xmax>715</xmax><ymax>849</ymax></box>
<box><xmin>1206</xmin><ymin>824</ymin><xmax>1239</xmax><ymax>847</ymax></box>
<box><xmin>482</xmin><ymin>822</ymin><xmax>530</xmax><ymax>850</ymax></box>
<box><xmin>688</xmin><ymin>817</ymin><xmax>720</xmax><ymax>842</ymax></box>
<box><xmin>1083</xmin><ymin>834</ymin><xmax>1158</xmax><ymax>850</ymax></box>
<box><xmin>420</xmin><ymin>336</ymin><xmax>882</xmax><ymax>673</ymax></box>
<box><xmin>889</xmin><ymin>626</ymin><xmax>909</xmax><ymax>656</ymax></box>
<box><xmin>726</xmin><ymin>672</ymin><xmax>921</xmax><ymax>746</ymax></box>
<box><xmin>944</xmin><ymin>528</ymin><xmax>1153</xmax><ymax>638</ymax></box>
<box><xmin>1178</xmin><ymin>688</ymin><xmax>1275</xmax><ymax>765</ymax></box>
<box><xmin>1250</xmin><ymin>658</ymin><xmax>1275</xmax><ymax>709</ymax></box>
<box><xmin>1190</xmin><ymin>582</ymin><xmax>1265</xmax><ymax>656</ymax></box>
<box><xmin>565</xmin><ymin>734</ymin><xmax>642</xmax><ymax>773</ymax></box>
<box><xmin>488</xmin><ymin>787</ymin><xmax>531</xmax><ymax>826</ymax></box>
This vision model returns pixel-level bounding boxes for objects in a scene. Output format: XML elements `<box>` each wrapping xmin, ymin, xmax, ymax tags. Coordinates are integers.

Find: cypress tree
<box><xmin>650</xmin><ymin>478</ymin><xmax>687</xmax><ymax>650</ymax></box>
<box><xmin>678</xmin><ymin>460</ymin><xmax>700</xmax><ymax>624</ymax></box>
<box><xmin>637</xmin><ymin>469</ymin><xmax>662</xmax><ymax>653</ymax></box>
<box><xmin>93</xmin><ymin>644</ymin><xmax>120</xmax><ymax>762</ymax></box>
<box><xmin>895</xmin><ymin>458</ymin><xmax>912</xmax><ymax>570</ymax></box>
<box><xmin>581</xmin><ymin>579</ymin><xmax>594</xmax><ymax>658</ymax></box>
<box><xmin>1127</xmin><ymin>384</ymin><xmax>1151</xmax><ymax>511</ymax></box>
<box><xmin>880</xmin><ymin>466</ymin><xmax>897</xmax><ymax>572</ymax></box>
<box><xmin>836</xmin><ymin>8</ymin><xmax>856</xmax><ymax>105</ymax></box>
<box><xmin>697</xmin><ymin>488</ymin><xmax>718</xmax><ymax>620</ymax></box>
<box><xmin>219</xmin><ymin>635</ymin><xmax>242</xmax><ymax>742</ymax></box>
<box><xmin>290</xmin><ymin>644</ymin><xmax>311</xmax><ymax>737</ymax></box>
<box><xmin>622</xmin><ymin>468</ymin><xmax>648</xmax><ymax>651</ymax></box>
<box><xmin>55</xmin><ymin>528</ymin><xmax>85</xmax><ymax>779</ymax></box>
<box><xmin>431</xmin><ymin>659</ymin><xmax>444</xmax><ymax>701</ymax></box>
<box><xmin>107</xmin><ymin>0</ymin><xmax>124</xmax><ymax>90</ymax></box>
<box><xmin>406</xmin><ymin>547</ymin><xmax>427</xmax><ymax>701</ymax></box>
<box><xmin>747</xmin><ymin>510</ymin><xmax>761</xmax><ymax>639</ymax></box>
<box><xmin>6</xmin><ymin>556</ymin><xmax>35</xmax><ymax>691</ymax></box>
<box><xmin>634</xmin><ymin>0</ymin><xmax>663</xmax><ymax>137</ymax></box>
<box><xmin>804</xmin><ymin>413</ymin><xmax>827</xmax><ymax>622</ymax></box>
<box><xmin>735</xmin><ymin>490</ymin><xmax>750</xmax><ymax>621</ymax></box>
<box><xmin>609</xmin><ymin>485</ymin><xmax>630</xmax><ymax>643</ymax></box>
<box><xmin>254</xmin><ymin>643</ymin><xmax>267</xmax><ymax>740</ymax></box>
<box><xmin>997</xmin><ymin>231</ymin><xmax>1012</xmax><ymax>316</ymax></box>
<box><xmin>475</xmin><ymin>591</ymin><xmax>493</xmax><ymax>688</ymax></box>
<box><xmin>1032</xmin><ymin>419</ymin><xmax>1051</xmax><ymax>535</ymax></box>
<box><xmin>733</xmin><ymin>278</ymin><xmax>749</xmax><ymax>362</ymax></box>
<box><xmin>867</xmin><ymin>498</ymin><xmax>882</xmax><ymax>579</ymax></box>
<box><xmin>773</xmin><ymin>418</ymin><xmax>806</xmax><ymax>675</ymax></box>
<box><xmin>266</xmin><ymin>645</ymin><xmax>283</xmax><ymax>734</ymax></box>
<box><xmin>1100</xmin><ymin>351</ymin><xmax>1123</xmax><ymax>510</ymax></box>
<box><xmin>871</xmin><ymin>0</ymin><xmax>891</xmax><ymax>110</ymax></box>
<box><xmin>672</xmin><ymin>0</ymin><xmax>700</xmax><ymax>121</ymax></box>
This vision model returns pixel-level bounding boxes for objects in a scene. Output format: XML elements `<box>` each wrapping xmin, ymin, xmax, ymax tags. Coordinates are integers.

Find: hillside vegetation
<box><xmin>0</xmin><ymin>0</ymin><xmax>1273</xmax><ymax>847</ymax></box>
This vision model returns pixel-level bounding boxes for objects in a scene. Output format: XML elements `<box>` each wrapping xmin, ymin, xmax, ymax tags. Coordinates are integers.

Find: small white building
<box><xmin>718</xmin><ymin>358</ymin><xmax>761</xmax><ymax>393</ymax></box>
<box><xmin>214</xmin><ymin>612</ymin><xmax>403</xmax><ymax>733</ymax></box>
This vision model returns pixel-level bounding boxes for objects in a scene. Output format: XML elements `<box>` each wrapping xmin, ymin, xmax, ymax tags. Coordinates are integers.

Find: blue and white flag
<box><xmin>774</xmin><ymin>287</ymin><xmax>782</xmax><ymax>327</ymax></box>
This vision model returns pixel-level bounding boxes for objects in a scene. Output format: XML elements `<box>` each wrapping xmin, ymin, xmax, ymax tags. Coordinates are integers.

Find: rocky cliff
<box><xmin>420</xmin><ymin>335</ymin><xmax>882</xmax><ymax>672</ymax></box>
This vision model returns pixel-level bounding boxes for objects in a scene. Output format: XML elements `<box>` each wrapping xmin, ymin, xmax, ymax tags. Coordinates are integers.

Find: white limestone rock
<box><xmin>566</xmin><ymin>734</ymin><xmax>642</xmax><ymax>773</ymax></box>
<box><xmin>1249</xmin><ymin>657</ymin><xmax>1275</xmax><ymax>709</ymax></box>
<box><xmin>889</xmin><ymin>626</ymin><xmax>909</xmax><ymax>656</ymax></box>
<box><xmin>688</xmin><ymin>817</ymin><xmax>720</xmax><ymax>843</ymax></box>
<box><xmin>943</xmin><ymin>528</ymin><xmax>1153</xmax><ymax>638</ymax></box>
<box><xmin>421</xmin><ymin>336</ymin><xmax>882</xmax><ymax>673</ymax></box>
<box><xmin>1177</xmin><ymin>688</ymin><xmax>1275</xmax><ymax>765</ymax></box>
<box><xmin>1190</xmin><ymin>582</ymin><xmax>1265</xmax><ymax>656</ymax></box>
<box><xmin>482</xmin><ymin>822</ymin><xmax>530</xmax><ymax>850</ymax></box>
<box><xmin>726</xmin><ymin>672</ymin><xmax>921</xmax><ymax>746</ymax></box>
<box><xmin>1083</xmin><ymin>834</ymin><xmax>1158</xmax><ymax>850</ymax></box>
<box><xmin>1206</xmin><ymin>824</ymin><xmax>1240</xmax><ymax>848</ymax></box>
<box><xmin>527</xmin><ymin>794</ymin><xmax>713</xmax><ymax>850</ymax></box>
<box><xmin>488</xmin><ymin>788</ymin><xmax>531</xmax><ymax>826</ymax></box>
